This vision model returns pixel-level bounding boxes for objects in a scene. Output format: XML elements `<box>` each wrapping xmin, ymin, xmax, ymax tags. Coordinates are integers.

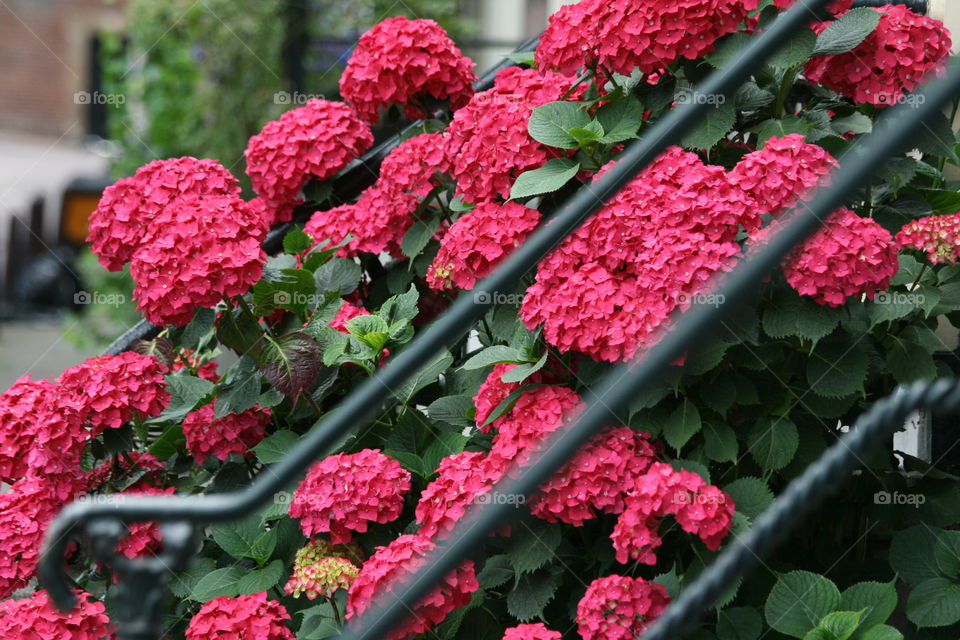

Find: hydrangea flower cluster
<box><xmin>329</xmin><ymin>301</ymin><xmax>370</xmax><ymax>333</ymax></box>
<box><xmin>896</xmin><ymin>213</ymin><xmax>960</xmax><ymax>265</ymax></box>
<box><xmin>804</xmin><ymin>5</ymin><xmax>952</xmax><ymax>106</ymax></box>
<box><xmin>59</xmin><ymin>352</ymin><xmax>170</xmax><ymax>435</ymax></box>
<box><xmin>340</xmin><ymin>17</ymin><xmax>475</xmax><ymax>123</ymax></box>
<box><xmin>378</xmin><ymin>132</ymin><xmax>451</xmax><ymax>198</ymax></box>
<box><xmin>115</xmin><ymin>486</ymin><xmax>177</xmax><ymax>559</ymax></box>
<box><xmin>427</xmin><ymin>201</ymin><xmax>541</xmax><ymax>290</ymax></box>
<box><xmin>535</xmin><ymin>0</ymin><xmax>759</xmax><ymax>77</ymax></box>
<box><xmin>502</xmin><ymin>623</ymin><xmax>562</xmax><ymax>640</ymax></box>
<box><xmin>446</xmin><ymin>67</ymin><xmax>584</xmax><ymax>203</ymax></box>
<box><xmin>730</xmin><ymin>134</ymin><xmax>839</xmax><ymax>216</ymax></box>
<box><xmin>87</xmin><ymin>156</ymin><xmax>241</xmax><ymax>271</ymax></box>
<box><xmin>244</xmin><ymin>99</ymin><xmax>373</xmax><ymax>209</ymax></box>
<box><xmin>285</xmin><ymin>539</ymin><xmax>362</xmax><ymax>599</ymax></box>
<box><xmin>610</xmin><ymin>462</ymin><xmax>734</xmax><ymax>565</ymax></box>
<box><xmin>756</xmin><ymin>207</ymin><xmax>899</xmax><ymax>307</ymax></box>
<box><xmin>181</xmin><ymin>402</ymin><xmax>271</xmax><ymax>465</ymax></box>
<box><xmin>346</xmin><ymin>534</ymin><xmax>478</xmax><ymax>640</ymax></box>
<box><xmin>473</xmin><ymin>363</ymin><xmax>532</xmax><ymax>432</ymax></box>
<box><xmin>290</xmin><ymin>449</ymin><xmax>411</xmax><ymax>543</ymax></box>
<box><xmin>0</xmin><ymin>590</ymin><xmax>114</xmax><ymax>639</ymax></box>
<box><xmin>415</xmin><ymin>450</ymin><xmax>503</xmax><ymax>539</ymax></box>
<box><xmin>521</xmin><ymin>147</ymin><xmax>753</xmax><ymax>362</ymax></box>
<box><xmin>185</xmin><ymin>592</ymin><xmax>294</xmax><ymax>640</ymax></box>
<box><xmin>576</xmin><ymin>575</ymin><xmax>671</xmax><ymax>640</ymax></box>
<box><xmin>529</xmin><ymin>427</ymin><xmax>655</xmax><ymax>526</ymax></box>
<box><xmin>488</xmin><ymin>385</ymin><xmax>582</xmax><ymax>471</ymax></box>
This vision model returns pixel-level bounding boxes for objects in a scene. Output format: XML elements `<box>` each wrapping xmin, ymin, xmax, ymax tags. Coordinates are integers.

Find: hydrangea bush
<box><xmin>4</xmin><ymin>2</ymin><xmax>960</xmax><ymax>638</ymax></box>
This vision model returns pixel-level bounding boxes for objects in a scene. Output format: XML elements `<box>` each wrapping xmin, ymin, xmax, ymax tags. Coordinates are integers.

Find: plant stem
<box><xmin>910</xmin><ymin>262</ymin><xmax>929</xmax><ymax>291</ymax></box>
<box><xmin>327</xmin><ymin>595</ymin><xmax>343</xmax><ymax>627</ymax></box>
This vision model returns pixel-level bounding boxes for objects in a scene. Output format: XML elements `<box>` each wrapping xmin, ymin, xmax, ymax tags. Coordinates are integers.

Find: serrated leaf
<box><xmin>751</xmin><ymin>117</ymin><xmax>811</xmax><ymax>147</ymax></box>
<box><xmin>180</xmin><ymin>307</ymin><xmax>217</xmax><ymax>351</ymax></box>
<box><xmin>935</xmin><ymin>531</ymin><xmax>960</xmax><ymax>579</ymax></box>
<box><xmin>190</xmin><ymin>566</ymin><xmax>244</xmax><ymax>602</ymax></box>
<box><xmin>724</xmin><ymin>477</ymin><xmax>774</xmax><ymax>520</ymax></box>
<box><xmin>401</xmin><ymin>216</ymin><xmax>442</xmax><ymax>259</ymax></box>
<box><xmin>506</xmin><ymin>570</ymin><xmax>560</xmax><ymax>622</ymax></box>
<box><xmin>392</xmin><ymin>350</ymin><xmax>454</xmax><ymax>404</ymax></box>
<box><xmin>768</xmin><ymin>28</ymin><xmax>816</xmax><ymax>68</ymax></box>
<box><xmin>887</xmin><ymin>335</ymin><xmax>937</xmax><ymax>384</ymax></box>
<box><xmin>736</xmin><ymin>82</ymin><xmax>775</xmax><ymax>112</ymax></box>
<box><xmin>765</xmin><ymin>571</ymin><xmax>841</xmax><ymax>638</ymax></box>
<box><xmin>595</xmin><ymin>98</ymin><xmax>643</xmax><ymax>143</ymax></box>
<box><xmin>890</xmin><ymin>525</ymin><xmax>943</xmax><ymax>586</ymax></box>
<box><xmin>528</xmin><ymin>101</ymin><xmax>590</xmax><ymax>149</ymax></box>
<box><xmin>427</xmin><ymin>395</ymin><xmax>475</xmax><ymax>428</ymax></box>
<box><xmin>236</xmin><ymin>560</ymin><xmax>284</xmax><ymax>595</ymax></box>
<box><xmin>813</xmin><ymin>7</ymin><xmax>881</xmax><ymax>56</ymax></box>
<box><xmin>704</xmin><ymin>422</ymin><xmax>738</xmax><ymax>463</ymax></box>
<box><xmin>663</xmin><ymin>400</ymin><xmax>701</xmax><ymax>452</ymax></box>
<box><xmin>832</xmin><ymin>113</ymin><xmax>873</xmax><ymax>136</ymax></box>
<box><xmin>748</xmin><ymin>417</ymin><xmax>799</xmax><ymax>472</ymax></box>
<box><xmin>718</xmin><ymin>607</ymin><xmax>762</xmax><ymax>640</ymax></box>
<box><xmin>508</xmin><ymin>521</ymin><xmax>561</xmax><ymax>576</ymax></box>
<box><xmin>500</xmin><ymin>351</ymin><xmax>547</xmax><ymax>383</ymax></box>
<box><xmin>215</xmin><ymin>357</ymin><xmax>262</xmax><ymax>418</ymax></box>
<box><xmin>840</xmin><ymin>581</ymin><xmax>897</xmax><ymax>630</ymax></box>
<box><xmin>255</xmin><ymin>430</ymin><xmax>300</xmax><ymax>465</ymax></box>
<box><xmin>283</xmin><ymin>228</ymin><xmax>314</xmax><ymax>255</ymax></box>
<box><xmin>806</xmin><ymin>339</ymin><xmax>869</xmax><ymax>398</ymax></box>
<box><xmin>706</xmin><ymin>32</ymin><xmax>754</xmax><ymax>68</ymax></box>
<box><xmin>510</xmin><ymin>158</ymin><xmax>581</xmax><ymax>200</ymax></box>
<box><xmin>170</xmin><ymin>557</ymin><xmax>216</xmax><ymax>599</ymax></box>
<box><xmin>699</xmin><ymin>376</ymin><xmax>737</xmax><ymax>416</ymax></box>
<box><xmin>212</xmin><ymin>515</ymin><xmax>274</xmax><ymax>562</ymax></box>
<box><xmin>422</xmin><ymin>432</ymin><xmax>468</xmax><ymax>475</ymax></box>
<box><xmin>682</xmin><ymin>100</ymin><xmax>736</xmax><ymax>150</ymax></box>
<box><xmin>906</xmin><ymin>578</ymin><xmax>960</xmax><ymax>628</ymax></box>
<box><xmin>314</xmin><ymin>258</ymin><xmax>362</xmax><ymax>295</ymax></box>
<box><xmin>257</xmin><ymin>332</ymin><xmax>323</xmax><ymax>403</ymax></box>
<box><xmin>763</xmin><ymin>289</ymin><xmax>842</xmax><ymax>343</ymax></box>
<box><xmin>462</xmin><ymin>346</ymin><xmax>526</xmax><ymax>370</ymax></box>
<box><xmin>154</xmin><ymin>374</ymin><xmax>215</xmax><ymax>424</ymax></box>
<box><xmin>858</xmin><ymin>625</ymin><xmax>903</xmax><ymax>640</ymax></box>
<box><xmin>804</xmin><ymin>610</ymin><xmax>863</xmax><ymax>640</ymax></box>
<box><xmin>477</xmin><ymin>555</ymin><xmax>513</xmax><ymax>590</ymax></box>
<box><xmin>217</xmin><ymin>305</ymin><xmax>265</xmax><ymax>357</ymax></box>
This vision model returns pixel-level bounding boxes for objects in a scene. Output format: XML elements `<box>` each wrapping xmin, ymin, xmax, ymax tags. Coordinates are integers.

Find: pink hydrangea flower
<box><xmin>896</xmin><ymin>213</ymin><xmax>960</xmax><ymax>265</ymax></box>
<box><xmin>427</xmin><ymin>201</ymin><xmax>541</xmax><ymax>290</ymax></box>
<box><xmin>182</xmin><ymin>402</ymin><xmax>270</xmax><ymax>465</ymax></box>
<box><xmin>329</xmin><ymin>301</ymin><xmax>369</xmax><ymax>333</ymax></box>
<box><xmin>291</xmin><ymin>449</ymin><xmax>411</xmax><ymax>543</ymax></box>
<box><xmin>415</xmin><ymin>451</ymin><xmax>504</xmax><ymax>540</ymax></box>
<box><xmin>729</xmin><ymin>134</ymin><xmax>839</xmax><ymax>216</ymax></box>
<box><xmin>285</xmin><ymin>539</ymin><xmax>362</xmax><ymax>599</ymax></box>
<box><xmin>59</xmin><ymin>352</ymin><xmax>170</xmax><ymax>435</ymax></box>
<box><xmin>244</xmin><ymin>99</ymin><xmax>373</xmax><ymax>205</ymax></box>
<box><xmin>576</xmin><ymin>575</ymin><xmax>671</xmax><ymax>640</ymax></box>
<box><xmin>346</xmin><ymin>534</ymin><xmax>478</xmax><ymax>640</ymax></box>
<box><xmin>340</xmin><ymin>17</ymin><xmax>476</xmax><ymax>124</ymax></box>
<box><xmin>128</xmin><ymin>193</ymin><xmax>267</xmax><ymax>326</ymax></box>
<box><xmin>185</xmin><ymin>592</ymin><xmax>294</xmax><ymax>640</ymax></box>
<box><xmin>115</xmin><ymin>485</ymin><xmax>177</xmax><ymax>559</ymax></box>
<box><xmin>611</xmin><ymin>462</ymin><xmax>734</xmax><ymax>565</ymax></box>
<box><xmin>378</xmin><ymin>132</ymin><xmax>451</xmax><ymax>198</ymax></box>
<box><xmin>804</xmin><ymin>5</ymin><xmax>951</xmax><ymax>106</ymax></box>
<box><xmin>0</xmin><ymin>590</ymin><xmax>114</xmax><ymax>639</ymax></box>
<box><xmin>473</xmin><ymin>363</ymin><xmax>539</xmax><ymax>433</ymax></box>
<box><xmin>487</xmin><ymin>386</ymin><xmax>582</xmax><ymax>471</ymax></box>
<box><xmin>536</xmin><ymin>0</ymin><xmax>759</xmax><ymax>76</ymax></box>
<box><xmin>87</xmin><ymin>157</ymin><xmax>241</xmax><ymax>271</ymax></box>
<box><xmin>502</xmin><ymin>623</ymin><xmax>561</xmax><ymax>640</ymax></box>
<box><xmin>755</xmin><ymin>207</ymin><xmax>899</xmax><ymax>307</ymax></box>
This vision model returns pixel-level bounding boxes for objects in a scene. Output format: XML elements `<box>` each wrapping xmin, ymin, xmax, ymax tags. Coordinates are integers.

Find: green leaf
<box><xmin>717</xmin><ymin>606</ymin><xmax>762</xmax><ymax>640</ymax></box>
<box><xmin>380</xmin><ymin>285</ymin><xmax>420</xmax><ymax>329</ymax></box>
<box><xmin>283</xmin><ymin>228</ymin><xmax>314</xmax><ymax>255</ymax></box>
<box><xmin>568</xmin><ymin>120</ymin><xmax>604</xmax><ymax>146</ymax></box>
<box><xmin>506</xmin><ymin>570</ymin><xmax>560</xmax><ymax>622</ymax></box>
<box><xmin>915</xmin><ymin>112</ymin><xmax>959</xmax><ymax>164</ymax></box>
<box><xmin>255</xmin><ymin>430</ymin><xmax>300</xmax><ymax>465</ymax></box>
<box><xmin>765</xmin><ymin>571</ymin><xmax>841</xmax><ymax>638</ymax></box>
<box><xmin>595</xmin><ymin>98</ymin><xmax>643</xmax><ymax>143</ymax></box>
<box><xmin>706</xmin><ymin>32</ymin><xmax>755</xmax><ymax>68</ymax></box>
<box><xmin>663</xmin><ymin>400</ymin><xmax>702</xmax><ymax>452</ymax></box>
<box><xmin>477</xmin><ymin>555</ymin><xmax>513</xmax><ymax>590</ymax></box>
<box><xmin>215</xmin><ymin>357</ymin><xmax>262</xmax><ymax>418</ymax></box>
<box><xmin>699</xmin><ymin>376</ymin><xmax>737</xmax><ymax>416</ymax></box>
<box><xmin>481</xmin><ymin>384</ymin><xmax>545</xmax><ymax>428</ymax></box>
<box><xmin>763</xmin><ymin>289</ymin><xmax>842</xmax><ymax>343</ymax></box>
<box><xmin>346</xmin><ymin>314</ymin><xmax>390</xmax><ymax>351</ymax></box>
<box><xmin>527</xmin><ymin>101</ymin><xmax>590</xmax><ymax>149</ymax></box>
<box><xmin>422</xmin><ymin>432</ymin><xmax>469</xmax><ymax>475</ymax></box>
<box><xmin>236</xmin><ymin>560</ymin><xmax>284</xmax><ymax>595</ymax></box>
<box><xmin>216</xmin><ymin>304</ymin><xmax>265</xmax><ymax>357</ymax></box>
<box><xmin>190</xmin><ymin>566</ymin><xmax>244</xmax><ymax>602</ymax></box>
<box><xmin>504</xmin><ymin>50</ymin><xmax>536</xmax><ymax>65</ymax></box>
<box><xmin>257</xmin><ymin>332</ymin><xmax>323</xmax><ymax>403</ymax></box>
<box><xmin>510</xmin><ymin>158</ymin><xmax>581</xmax><ymax>200</ymax></box>
<box><xmin>154</xmin><ymin>374</ymin><xmax>215</xmax><ymax>424</ymax></box>
<box><xmin>832</xmin><ymin>113</ymin><xmax>873</xmax><ymax>136</ymax></box>
<box><xmin>401</xmin><ymin>216</ymin><xmax>442</xmax><ymax>259</ymax></box>
<box><xmin>180</xmin><ymin>307</ymin><xmax>217</xmax><ymax>351</ymax></box>
<box><xmin>297</xmin><ymin>602</ymin><xmax>339</xmax><ymax>639</ymax></box>
<box><xmin>682</xmin><ymin>99</ymin><xmax>736</xmax><ymax>150</ymax></box>
<box><xmin>704</xmin><ymin>422</ymin><xmax>738</xmax><ymax>463</ymax></box>
<box><xmin>748</xmin><ymin>417</ymin><xmax>799</xmax><ymax>472</ymax></box>
<box><xmin>462</xmin><ymin>346</ymin><xmax>526</xmax><ymax>370</ymax></box>
<box><xmin>212</xmin><ymin>514</ymin><xmax>274</xmax><ymax>562</ymax></box>
<box><xmin>906</xmin><ymin>578</ymin><xmax>960</xmax><ymax>628</ymax></box>
<box><xmin>812</xmin><ymin>7</ymin><xmax>882</xmax><ymax>56</ymax></box>
<box><xmin>806</xmin><ymin>338</ymin><xmax>869</xmax><ymax>398</ymax></box>
<box><xmin>170</xmin><ymin>557</ymin><xmax>216</xmax><ymax>599</ymax></box>
<box><xmin>858</xmin><ymin>625</ymin><xmax>903</xmax><ymax>640</ymax></box>
<box><xmin>724</xmin><ymin>477</ymin><xmax>774</xmax><ymax>521</ymax></box>
<box><xmin>500</xmin><ymin>351</ymin><xmax>548</xmax><ymax>384</ymax></box>
<box><xmin>392</xmin><ymin>350</ymin><xmax>454</xmax><ymax>404</ymax></box>
<box><xmin>508</xmin><ymin>521</ymin><xmax>561</xmax><ymax>576</ymax></box>
<box><xmin>804</xmin><ymin>610</ymin><xmax>863</xmax><ymax>640</ymax></box>
<box><xmin>427</xmin><ymin>395</ymin><xmax>475</xmax><ymax>428</ymax></box>
<box><xmin>886</xmin><ymin>335</ymin><xmax>937</xmax><ymax>384</ymax></box>
<box><xmin>314</xmin><ymin>258</ymin><xmax>362</xmax><ymax>295</ymax></box>
<box><xmin>751</xmin><ymin>117</ymin><xmax>812</xmax><ymax>147</ymax></box>
<box><xmin>890</xmin><ymin>525</ymin><xmax>944</xmax><ymax>586</ymax></box>
<box><xmin>840</xmin><ymin>581</ymin><xmax>897</xmax><ymax>630</ymax></box>
<box><xmin>935</xmin><ymin>531</ymin><xmax>960</xmax><ymax>579</ymax></box>
<box><xmin>736</xmin><ymin>82</ymin><xmax>775</xmax><ymax>112</ymax></box>
<box><xmin>768</xmin><ymin>28</ymin><xmax>816</xmax><ymax>68</ymax></box>
<box><xmin>146</xmin><ymin>423</ymin><xmax>184</xmax><ymax>459</ymax></box>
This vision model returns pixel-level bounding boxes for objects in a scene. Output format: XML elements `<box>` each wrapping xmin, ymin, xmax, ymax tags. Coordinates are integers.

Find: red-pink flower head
<box><xmin>0</xmin><ymin>590</ymin><xmax>115</xmax><ymax>639</ymax></box>
<box><xmin>446</xmin><ymin>68</ymin><xmax>585</xmax><ymax>203</ymax></box>
<box><xmin>340</xmin><ymin>17</ymin><xmax>476</xmax><ymax>124</ymax></box>
<box><xmin>755</xmin><ymin>207</ymin><xmax>899</xmax><ymax>307</ymax></box>
<box><xmin>473</xmin><ymin>363</ymin><xmax>547</xmax><ymax>433</ymax></box>
<box><xmin>128</xmin><ymin>193</ymin><xmax>267</xmax><ymax>326</ymax></box>
<box><xmin>804</xmin><ymin>5</ymin><xmax>951</xmax><ymax>106</ymax></box>
<box><xmin>576</xmin><ymin>575</ymin><xmax>671</xmax><ymax>640</ymax></box>
<box><xmin>115</xmin><ymin>485</ymin><xmax>177</xmax><ymax>559</ymax></box>
<box><xmin>182</xmin><ymin>402</ymin><xmax>271</xmax><ymax>465</ymax></box>
<box><xmin>304</xmin><ymin>186</ymin><xmax>421</xmax><ymax>258</ymax></box>
<box><xmin>59</xmin><ymin>352</ymin><xmax>170</xmax><ymax>435</ymax></box>
<box><xmin>415</xmin><ymin>451</ymin><xmax>504</xmax><ymax>540</ymax></box>
<box><xmin>897</xmin><ymin>212</ymin><xmax>960</xmax><ymax>265</ymax></box>
<box><xmin>245</xmin><ymin>99</ymin><xmax>373</xmax><ymax>204</ymax></box>
<box><xmin>87</xmin><ymin>157</ymin><xmax>241</xmax><ymax>271</ymax></box>
<box><xmin>536</xmin><ymin>0</ymin><xmax>759</xmax><ymax>77</ymax></box>
<box><xmin>730</xmin><ymin>134</ymin><xmax>838</xmax><ymax>216</ymax></box>
<box><xmin>427</xmin><ymin>201</ymin><xmax>541</xmax><ymax>290</ymax></box>
<box><xmin>329</xmin><ymin>301</ymin><xmax>370</xmax><ymax>333</ymax></box>
<box><xmin>379</xmin><ymin>132</ymin><xmax>451</xmax><ymax>198</ymax></box>
<box><xmin>488</xmin><ymin>385</ymin><xmax>582</xmax><ymax>472</ymax></box>
<box><xmin>346</xmin><ymin>534</ymin><xmax>478</xmax><ymax>640</ymax></box>
<box><xmin>173</xmin><ymin>348</ymin><xmax>220</xmax><ymax>382</ymax></box>
<box><xmin>610</xmin><ymin>462</ymin><xmax>734</xmax><ymax>565</ymax></box>
<box><xmin>529</xmin><ymin>427</ymin><xmax>655</xmax><ymax>527</ymax></box>
<box><xmin>503</xmin><ymin>623</ymin><xmax>562</xmax><ymax>640</ymax></box>
<box><xmin>291</xmin><ymin>449</ymin><xmax>411</xmax><ymax>543</ymax></box>
<box><xmin>185</xmin><ymin>592</ymin><xmax>294</xmax><ymax>640</ymax></box>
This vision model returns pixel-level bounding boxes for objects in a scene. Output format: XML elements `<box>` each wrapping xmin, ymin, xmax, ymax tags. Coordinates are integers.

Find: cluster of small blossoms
<box><xmin>115</xmin><ymin>485</ymin><xmax>177</xmax><ymax>559</ymax></box>
<box><xmin>755</xmin><ymin>207</ymin><xmax>899</xmax><ymax>307</ymax></box>
<box><xmin>804</xmin><ymin>5</ymin><xmax>952</xmax><ymax>106</ymax></box>
<box><xmin>487</xmin><ymin>385</ymin><xmax>582</xmax><ymax>470</ymax></box>
<box><xmin>181</xmin><ymin>402</ymin><xmax>271</xmax><ymax>465</ymax></box>
<box><xmin>521</xmin><ymin>147</ymin><xmax>752</xmax><ymax>362</ymax></box>
<box><xmin>304</xmin><ymin>133</ymin><xmax>448</xmax><ymax>257</ymax></box>
<box><xmin>185</xmin><ymin>592</ymin><xmax>294</xmax><ymax>640</ymax></box>
<box><xmin>729</xmin><ymin>134</ymin><xmax>839</xmax><ymax>216</ymax></box>
<box><xmin>87</xmin><ymin>156</ymin><xmax>241</xmax><ymax>271</ymax></box>
<box><xmin>340</xmin><ymin>17</ymin><xmax>475</xmax><ymax>123</ymax></box>
<box><xmin>576</xmin><ymin>575</ymin><xmax>671</xmax><ymax>640</ymax></box>
<box><xmin>896</xmin><ymin>213</ymin><xmax>960</xmax><ymax>265</ymax></box>
<box><xmin>290</xmin><ymin>449</ymin><xmax>411</xmax><ymax>543</ymax></box>
<box><xmin>446</xmin><ymin>67</ymin><xmax>585</xmax><ymax>203</ymax></box>
<box><xmin>610</xmin><ymin>462</ymin><xmax>734</xmax><ymax>565</ymax></box>
<box><xmin>535</xmin><ymin>0</ymin><xmax>759</xmax><ymax>77</ymax></box>
<box><xmin>284</xmin><ymin>539</ymin><xmax>363</xmax><ymax>599</ymax></box>
<box><xmin>58</xmin><ymin>352</ymin><xmax>170</xmax><ymax>434</ymax></box>
<box><xmin>0</xmin><ymin>590</ymin><xmax>115</xmax><ymax>639</ymax></box>
<box><xmin>427</xmin><ymin>201</ymin><xmax>541</xmax><ymax>290</ymax></box>
<box><xmin>502</xmin><ymin>623</ymin><xmax>562</xmax><ymax>640</ymax></box>
<box><xmin>472</xmin><ymin>363</ymin><xmax>548</xmax><ymax>432</ymax></box>
<box><xmin>346</xmin><ymin>534</ymin><xmax>479</xmax><ymax>640</ymax></box>
<box><xmin>415</xmin><ymin>450</ymin><xmax>503</xmax><ymax>539</ymax></box>
<box><xmin>244</xmin><ymin>99</ymin><xmax>373</xmax><ymax>209</ymax></box>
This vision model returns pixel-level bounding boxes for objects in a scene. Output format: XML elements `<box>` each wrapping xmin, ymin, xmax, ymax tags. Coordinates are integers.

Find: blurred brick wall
<box><xmin>0</xmin><ymin>0</ymin><xmax>126</xmax><ymax>138</ymax></box>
